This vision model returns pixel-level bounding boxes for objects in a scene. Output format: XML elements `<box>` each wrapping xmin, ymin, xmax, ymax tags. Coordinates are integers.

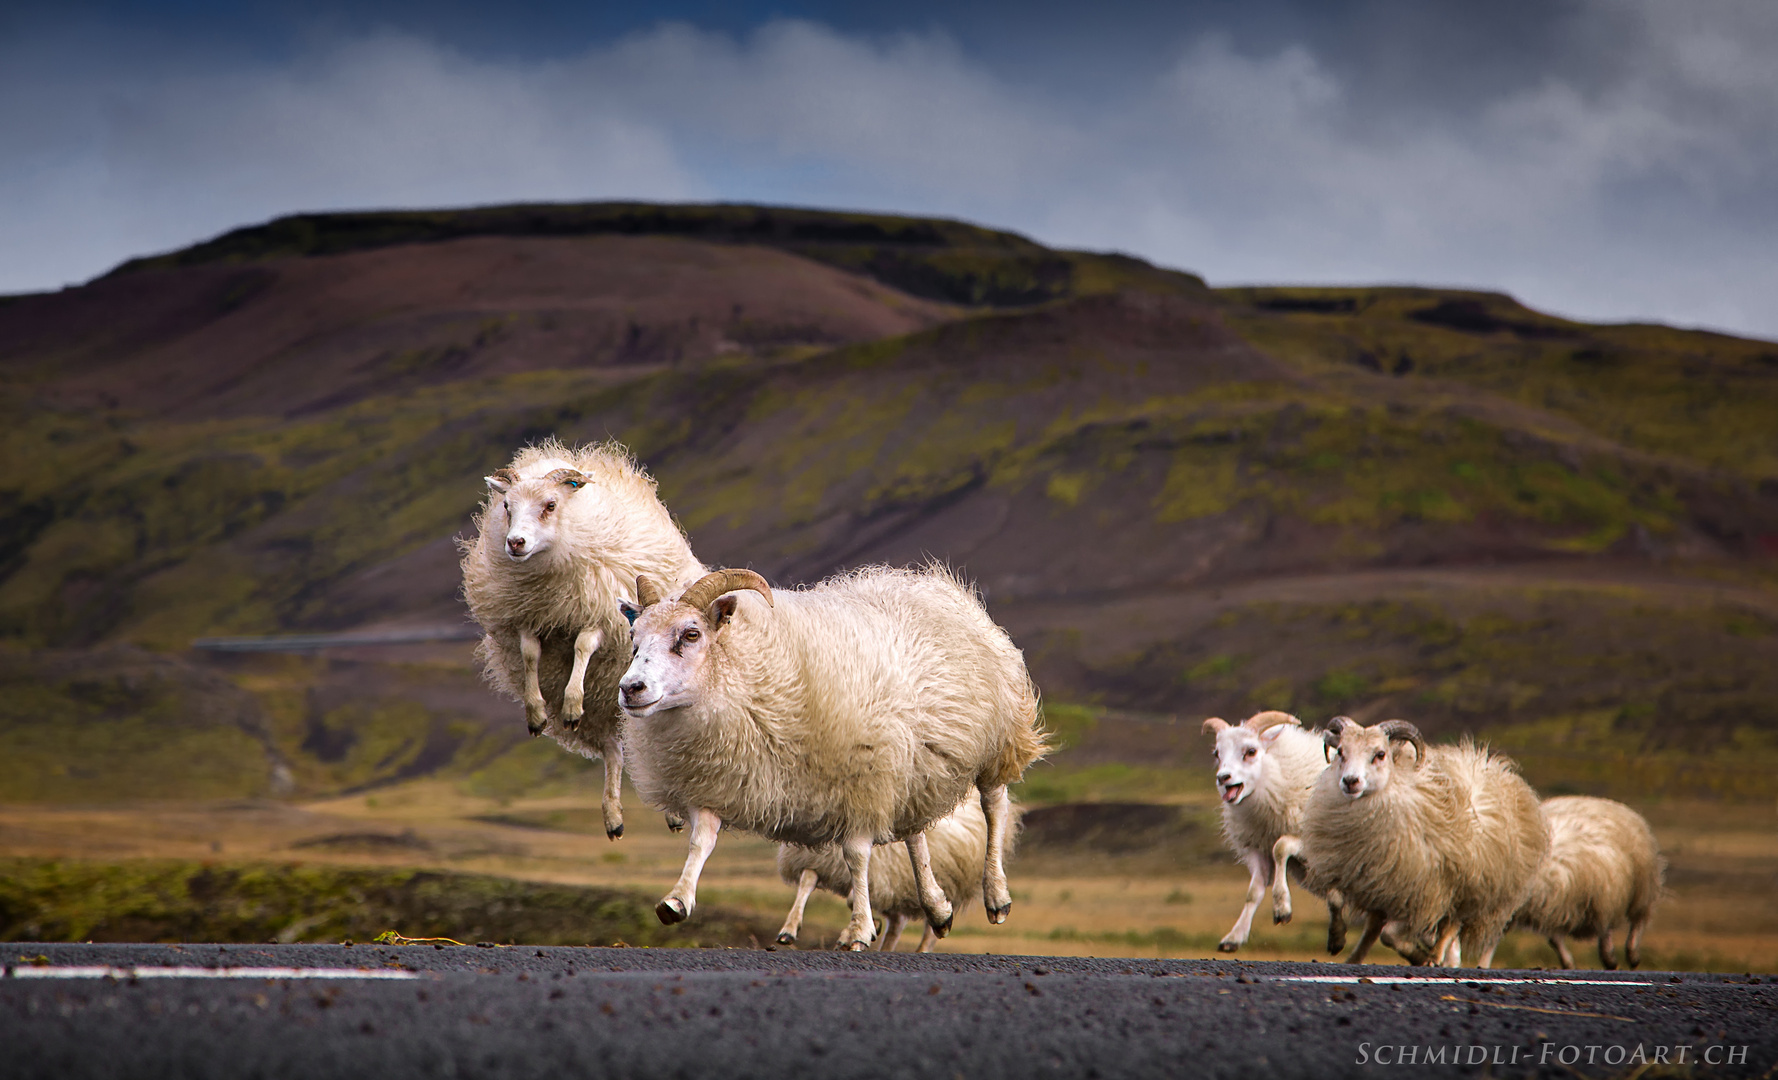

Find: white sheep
<box><xmin>1297</xmin><ymin>717</ymin><xmax>1549</xmax><ymax>967</ymax></box>
<box><xmin>459</xmin><ymin>439</ymin><xmax>705</xmax><ymax>839</ymax></box>
<box><xmin>1201</xmin><ymin>711</ymin><xmax>1349</xmax><ymax>954</ymax></box>
<box><xmin>617</xmin><ymin>565</ymin><xmax>1048</xmax><ymax>949</ymax></box>
<box><xmin>1512</xmin><ymin>795</ymin><xmax>1665</xmax><ymax>970</ymax></box>
<box><xmin>774</xmin><ymin>791</ymin><xmax>990</xmax><ymax>952</ymax></box>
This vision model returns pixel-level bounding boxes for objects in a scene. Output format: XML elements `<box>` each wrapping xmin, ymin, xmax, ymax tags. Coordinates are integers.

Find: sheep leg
<box><xmin>775</xmin><ymin>869</ymin><xmax>819</xmax><ymax>946</ymax></box>
<box><xmin>1325</xmin><ymin>888</ymin><xmax>1348</xmax><ymax>956</ymax></box>
<box><xmin>1346</xmin><ymin>911</ymin><xmax>1387</xmax><ymax>964</ymax></box>
<box><xmin>980</xmin><ymin>784</ymin><xmax>1014</xmax><ymax>923</ymax></box>
<box><xmin>1221</xmin><ymin>850</ymin><xmax>1270</xmax><ymax>952</ymax></box>
<box><xmin>1269</xmin><ymin>836</ymin><xmax>1299</xmax><ymax>926</ymax></box>
<box><xmin>1431</xmin><ymin>921</ymin><xmax>1462</xmax><ymax>968</ymax></box>
<box><xmin>594</xmin><ymin>732</ymin><xmax>625</xmax><ymax>840</ymax></box>
<box><xmin>877</xmin><ymin>913</ymin><xmax>908</xmax><ymax>952</ymax></box>
<box><xmin>916</xmin><ymin>923</ymin><xmax>938</xmax><ymax>954</ymax></box>
<box><xmin>1597</xmin><ymin>927</ymin><xmax>1619</xmax><ymax>971</ymax></box>
<box><xmin>1625</xmin><ymin>919</ymin><xmax>1647</xmax><ymax>970</ymax></box>
<box><xmin>836</xmin><ymin>835</ymin><xmax>876</xmax><ymax>951</ymax></box>
<box><xmin>558</xmin><ymin>626</ymin><xmax>604</xmax><ymax>729</ymax></box>
<box><xmin>519</xmin><ymin>629</ymin><xmax>549</xmax><ymax>735</ymax></box>
<box><xmin>905</xmin><ymin>831</ymin><xmax>954</xmax><ymax>937</ymax></box>
<box><xmin>657</xmin><ymin>807</ymin><xmax>721</xmax><ymax>925</ymax></box>
<box><xmin>1548</xmin><ymin>935</ymin><xmax>1576</xmax><ymax>969</ymax></box>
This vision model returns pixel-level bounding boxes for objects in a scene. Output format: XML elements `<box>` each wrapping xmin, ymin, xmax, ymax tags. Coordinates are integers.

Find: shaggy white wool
<box><xmin>1512</xmin><ymin>795</ymin><xmax>1664</xmax><ymax>969</ymax></box>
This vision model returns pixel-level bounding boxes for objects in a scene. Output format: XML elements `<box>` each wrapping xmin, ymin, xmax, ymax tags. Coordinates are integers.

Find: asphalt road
<box><xmin>4</xmin><ymin>943</ymin><xmax>1774</xmax><ymax>1078</ymax></box>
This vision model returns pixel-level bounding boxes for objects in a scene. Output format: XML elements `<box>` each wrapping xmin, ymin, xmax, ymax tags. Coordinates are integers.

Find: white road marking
<box><xmin>5</xmin><ymin>966</ymin><xmax>421</xmax><ymax>981</ymax></box>
<box><xmin>1271</xmin><ymin>975</ymin><xmax>1659</xmax><ymax>987</ymax></box>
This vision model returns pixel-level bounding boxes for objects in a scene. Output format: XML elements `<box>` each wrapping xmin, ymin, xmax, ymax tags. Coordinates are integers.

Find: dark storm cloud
<box><xmin>1</xmin><ymin>1</ymin><xmax>1774</xmax><ymax>337</ymax></box>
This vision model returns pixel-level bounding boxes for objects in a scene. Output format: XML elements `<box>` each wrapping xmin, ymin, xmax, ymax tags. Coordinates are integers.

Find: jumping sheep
<box><xmin>618</xmin><ymin>565</ymin><xmax>1048</xmax><ymax>949</ymax></box>
<box><xmin>1512</xmin><ymin>795</ymin><xmax>1664</xmax><ymax>970</ymax></box>
<box><xmin>1202</xmin><ymin>711</ymin><xmax>1348</xmax><ymax>954</ymax></box>
<box><xmin>1295</xmin><ymin>717</ymin><xmax>1548</xmax><ymax>967</ymax></box>
<box><xmin>774</xmin><ymin>791</ymin><xmax>993</xmax><ymax>952</ymax></box>
<box><xmin>459</xmin><ymin>439</ymin><xmax>705</xmax><ymax>839</ymax></box>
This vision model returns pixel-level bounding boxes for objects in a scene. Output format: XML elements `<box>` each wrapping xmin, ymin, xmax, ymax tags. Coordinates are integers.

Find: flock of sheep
<box><xmin>460</xmin><ymin>440</ymin><xmax>1044</xmax><ymax>951</ymax></box>
<box><xmin>1206</xmin><ymin>711</ymin><xmax>1665</xmax><ymax>969</ymax></box>
<box><xmin>459</xmin><ymin>438</ymin><xmax>1662</xmax><ymax>965</ymax></box>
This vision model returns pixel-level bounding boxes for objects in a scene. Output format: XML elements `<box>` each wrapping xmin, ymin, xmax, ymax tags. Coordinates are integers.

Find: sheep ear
<box><xmin>485</xmin><ymin>468</ymin><xmax>518</xmax><ymax>493</ymax></box>
<box><xmin>619</xmin><ymin>600</ymin><xmax>641</xmax><ymax>625</ymax></box>
<box><xmin>710</xmin><ymin>594</ymin><xmax>740</xmax><ymax>628</ymax></box>
<box><xmin>1259</xmin><ymin>725</ymin><xmax>1288</xmax><ymax>747</ymax></box>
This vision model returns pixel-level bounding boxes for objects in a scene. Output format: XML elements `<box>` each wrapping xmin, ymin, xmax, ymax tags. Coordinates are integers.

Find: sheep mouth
<box><xmin>620</xmin><ymin>696</ymin><xmax>663</xmax><ymax>715</ymax></box>
<box><xmin>1219</xmin><ymin>782</ymin><xmax>1244</xmax><ymax>804</ymax></box>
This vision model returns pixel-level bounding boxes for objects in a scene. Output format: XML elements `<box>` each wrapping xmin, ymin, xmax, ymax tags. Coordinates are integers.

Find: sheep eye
<box><xmin>544</xmin><ymin>500</ymin><xmax>557</xmax><ymax>512</ymax></box>
<box><xmin>1373</xmin><ymin>751</ymin><xmax>1387</xmax><ymax>763</ymax></box>
<box><xmin>501</xmin><ymin>501</ymin><xmax>508</xmax><ymax>513</ymax></box>
<box><xmin>1243</xmin><ymin>747</ymin><xmax>1256</xmax><ymax>759</ymax></box>
<box><xmin>683</xmin><ymin>628</ymin><xmax>700</xmax><ymax>642</ymax></box>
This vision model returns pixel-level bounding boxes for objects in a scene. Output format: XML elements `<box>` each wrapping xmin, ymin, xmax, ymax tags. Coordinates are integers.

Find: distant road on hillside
<box><xmin>4</xmin><ymin>944</ymin><xmax>1774</xmax><ymax>1078</ymax></box>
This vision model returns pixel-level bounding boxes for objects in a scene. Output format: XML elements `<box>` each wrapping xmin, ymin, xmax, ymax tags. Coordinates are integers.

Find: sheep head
<box><xmin>1204</xmin><ymin>710</ymin><xmax>1301</xmax><ymax>806</ymax></box>
<box><xmin>618</xmin><ymin>569</ymin><xmax>772</xmax><ymax>719</ymax></box>
<box><xmin>485</xmin><ymin>465</ymin><xmax>592</xmax><ymax>563</ymax></box>
<box><xmin>1324</xmin><ymin>717</ymin><xmax>1425</xmax><ymax>799</ymax></box>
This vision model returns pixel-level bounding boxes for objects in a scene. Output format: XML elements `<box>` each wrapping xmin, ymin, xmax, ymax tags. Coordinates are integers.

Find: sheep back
<box><xmin>1514</xmin><ymin>796</ymin><xmax>1664</xmax><ymax>939</ymax></box>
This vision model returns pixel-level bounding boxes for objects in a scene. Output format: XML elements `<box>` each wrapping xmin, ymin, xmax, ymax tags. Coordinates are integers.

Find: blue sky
<box><xmin>4</xmin><ymin>1</ymin><xmax>1775</xmax><ymax>338</ymax></box>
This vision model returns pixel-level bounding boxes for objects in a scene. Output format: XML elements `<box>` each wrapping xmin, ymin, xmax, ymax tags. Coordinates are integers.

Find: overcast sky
<box><xmin>3</xmin><ymin>0</ymin><xmax>1775</xmax><ymax>338</ymax></box>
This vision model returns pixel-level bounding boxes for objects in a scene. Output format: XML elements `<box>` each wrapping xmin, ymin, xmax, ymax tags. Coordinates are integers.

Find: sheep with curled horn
<box><xmin>1201</xmin><ymin>711</ymin><xmax>1349</xmax><ymax>954</ymax></box>
<box><xmin>459</xmin><ymin>439</ymin><xmax>706</xmax><ymax>840</ymax></box>
<box><xmin>1295</xmin><ymin>716</ymin><xmax>1549</xmax><ymax>967</ymax></box>
<box><xmin>618</xmin><ymin>564</ymin><xmax>1049</xmax><ymax>950</ymax></box>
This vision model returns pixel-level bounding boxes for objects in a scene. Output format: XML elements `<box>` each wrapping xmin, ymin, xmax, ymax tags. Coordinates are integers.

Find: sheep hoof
<box><xmin>1273</xmin><ymin>908</ymin><xmax>1292</xmax><ymax>925</ymax></box>
<box><xmin>606</xmin><ymin>823</ymin><xmax>624</xmax><ymax>841</ymax></box>
<box><xmin>527</xmin><ymin>722</ymin><xmax>545</xmax><ymax>737</ymax></box>
<box><xmin>931</xmin><ymin>912</ymin><xmax>953</xmax><ymax>938</ymax></box>
<box><xmin>986</xmin><ymin>902</ymin><xmax>1010</xmax><ymax>925</ymax></box>
<box><xmin>839</xmin><ymin>940</ymin><xmax>868</xmax><ymax>952</ymax></box>
<box><xmin>665</xmin><ymin>815</ymin><xmax>686</xmax><ymax>833</ymax></box>
<box><xmin>1217</xmin><ymin>941</ymin><xmax>1240</xmax><ymax>953</ymax></box>
<box><xmin>656</xmin><ymin>897</ymin><xmax>689</xmax><ymax>925</ymax></box>
<box><xmin>775</xmin><ymin>932</ymin><xmax>796</xmax><ymax>946</ymax></box>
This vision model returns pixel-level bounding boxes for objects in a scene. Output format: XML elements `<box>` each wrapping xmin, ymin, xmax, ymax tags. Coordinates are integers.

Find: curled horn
<box><xmin>635</xmin><ymin>574</ymin><xmax>665</xmax><ymax>609</ymax></box>
<box><xmin>1322</xmin><ymin>715</ymin><xmax>1354</xmax><ymax>756</ymax></box>
<box><xmin>1244</xmin><ymin>710</ymin><xmax>1300</xmax><ymax>734</ymax></box>
<box><xmin>1377</xmin><ymin>719</ymin><xmax>1426</xmax><ymax>761</ymax></box>
<box><xmin>679</xmin><ymin>569</ymin><xmax>773</xmax><ymax>613</ymax></box>
<box><xmin>1201</xmin><ymin>717</ymin><xmax>1229</xmax><ymax>736</ymax></box>
<box><xmin>546</xmin><ymin>467</ymin><xmax>589</xmax><ymax>490</ymax></box>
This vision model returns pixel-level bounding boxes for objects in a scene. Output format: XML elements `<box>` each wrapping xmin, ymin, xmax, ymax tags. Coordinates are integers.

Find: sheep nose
<box><xmin>1342</xmin><ymin>775</ymin><xmax>1362</xmax><ymax>793</ymax></box>
<box><xmin>1216</xmin><ymin>772</ymin><xmax>1231</xmax><ymax>784</ymax></box>
<box><xmin>507</xmin><ymin>536</ymin><xmax>526</xmax><ymax>555</ymax></box>
<box><xmin>621</xmin><ymin>679</ymin><xmax>647</xmax><ymax>700</ymax></box>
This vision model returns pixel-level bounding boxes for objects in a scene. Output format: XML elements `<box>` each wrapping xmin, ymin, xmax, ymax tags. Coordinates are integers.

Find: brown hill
<box><xmin>1</xmin><ymin>202</ymin><xmax>1775</xmax><ymax>805</ymax></box>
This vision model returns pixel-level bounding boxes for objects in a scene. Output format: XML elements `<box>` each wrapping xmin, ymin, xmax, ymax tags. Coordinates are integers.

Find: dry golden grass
<box><xmin>2</xmin><ymin>781</ymin><xmax>1773</xmax><ymax>971</ymax></box>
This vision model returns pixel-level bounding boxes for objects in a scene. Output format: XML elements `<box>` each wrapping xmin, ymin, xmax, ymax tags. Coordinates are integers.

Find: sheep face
<box><xmin>618</xmin><ymin>595</ymin><xmax>738</xmax><ymax>718</ymax></box>
<box><xmin>1325</xmin><ymin>720</ymin><xmax>1423</xmax><ymax>799</ymax></box>
<box><xmin>485</xmin><ymin>467</ymin><xmax>588</xmax><ymax>563</ymax></box>
<box><xmin>1206</xmin><ymin>721</ymin><xmax>1290</xmax><ymax>806</ymax></box>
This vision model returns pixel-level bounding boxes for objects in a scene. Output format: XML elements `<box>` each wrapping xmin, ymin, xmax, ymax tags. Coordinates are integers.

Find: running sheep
<box><xmin>618</xmin><ymin>565</ymin><xmax>1048</xmax><ymax>949</ymax></box>
<box><xmin>1512</xmin><ymin>795</ymin><xmax>1664</xmax><ymax>970</ymax></box>
<box><xmin>1201</xmin><ymin>711</ymin><xmax>1348</xmax><ymax>954</ymax></box>
<box><xmin>1298</xmin><ymin>717</ymin><xmax>1549</xmax><ymax>967</ymax></box>
<box><xmin>774</xmin><ymin>791</ymin><xmax>993</xmax><ymax>952</ymax></box>
<box><xmin>459</xmin><ymin>439</ymin><xmax>705</xmax><ymax>840</ymax></box>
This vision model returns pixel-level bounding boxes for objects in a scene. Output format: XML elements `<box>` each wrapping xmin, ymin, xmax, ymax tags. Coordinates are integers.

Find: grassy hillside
<box><xmin>1</xmin><ymin>201</ymin><xmax>1776</xmax><ymax>812</ymax></box>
